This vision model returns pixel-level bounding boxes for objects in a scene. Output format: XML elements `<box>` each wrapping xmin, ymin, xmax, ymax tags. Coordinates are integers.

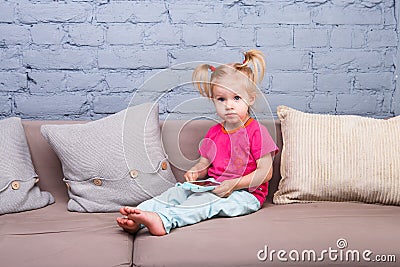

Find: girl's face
<box><xmin>212</xmin><ymin>82</ymin><xmax>255</xmax><ymax>130</ymax></box>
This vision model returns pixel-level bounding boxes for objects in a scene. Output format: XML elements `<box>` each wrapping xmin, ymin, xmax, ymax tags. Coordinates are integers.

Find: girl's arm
<box><xmin>184</xmin><ymin>156</ymin><xmax>211</xmax><ymax>182</ymax></box>
<box><xmin>212</xmin><ymin>153</ymin><xmax>273</xmax><ymax>198</ymax></box>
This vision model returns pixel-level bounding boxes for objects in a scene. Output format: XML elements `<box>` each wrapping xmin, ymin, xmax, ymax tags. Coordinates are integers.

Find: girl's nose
<box><xmin>225</xmin><ymin>99</ymin><xmax>233</xmax><ymax>109</ymax></box>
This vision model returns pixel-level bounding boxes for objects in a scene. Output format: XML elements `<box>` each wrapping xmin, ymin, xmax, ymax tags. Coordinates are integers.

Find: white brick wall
<box><xmin>0</xmin><ymin>0</ymin><xmax>398</xmax><ymax>119</ymax></box>
<box><xmin>0</xmin><ymin>2</ymin><xmax>14</xmax><ymax>23</ymax></box>
<box><xmin>0</xmin><ymin>95</ymin><xmax>10</xmax><ymax>114</ymax></box>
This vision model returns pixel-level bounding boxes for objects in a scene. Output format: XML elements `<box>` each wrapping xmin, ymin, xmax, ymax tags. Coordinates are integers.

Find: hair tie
<box><xmin>242</xmin><ymin>58</ymin><xmax>249</xmax><ymax>66</ymax></box>
<box><xmin>209</xmin><ymin>65</ymin><xmax>216</xmax><ymax>72</ymax></box>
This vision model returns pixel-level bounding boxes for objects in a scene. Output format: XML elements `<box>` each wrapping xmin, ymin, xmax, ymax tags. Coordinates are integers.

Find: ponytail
<box><xmin>234</xmin><ymin>49</ymin><xmax>266</xmax><ymax>85</ymax></box>
<box><xmin>192</xmin><ymin>64</ymin><xmax>214</xmax><ymax>98</ymax></box>
<box><xmin>192</xmin><ymin>49</ymin><xmax>266</xmax><ymax>98</ymax></box>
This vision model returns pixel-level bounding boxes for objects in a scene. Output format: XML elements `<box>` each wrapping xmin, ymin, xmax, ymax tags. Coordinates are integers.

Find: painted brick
<box><xmin>0</xmin><ymin>24</ymin><xmax>30</xmax><ymax>45</ymax></box>
<box><xmin>0</xmin><ymin>2</ymin><xmax>14</xmax><ymax>23</ymax></box>
<box><xmin>129</xmin><ymin>92</ymin><xmax>168</xmax><ymax>112</ymax></box>
<box><xmin>266</xmin><ymin>94</ymin><xmax>309</xmax><ymax>114</ymax></box>
<box><xmin>66</xmin><ymin>73</ymin><xmax>104</xmax><ymax>92</ymax></box>
<box><xmin>105</xmin><ymin>72</ymin><xmax>143</xmax><ymax>93</ymax></box>
<box><xmin>0</xmin><ymin>25</ymin><xmax>30</xmax><ymax>45</ymax></box>
<box><xmin>0</xmin><ymin>0</ymin><xmax>396</xmax><ymax>120</ymax></box>
<box><xmin>220</xmin><ymin>27</ymin><xmax>255</xmax><ymax>47</ymax></box>
<box><xmin>144</xmin><ymin>24</ymin><xmax>181</xmax><ymax>45</ymax></box>
<box><xmin>183</xmin><ymin>25</ymin><xmax>218</xmax><ymax>46</ymax></box>
<box><xmin>168</xmin><ymin>3</ymin><xmax>237</xmax><ymax>24</ymax></box>
<box><xmin>258</xmin><ymin>75</ymin><xmax>272</xmax><ymax>93</ymax></box>
<box><xmin>170</xmin><ymin>48</ymin><xmax>239</xmax><ymax>66</ymax></box>
<box><xmin>251</xmin><ymin>95</ymin><xmax>275</xmax><ymax>117</ymax></box>
<box><xmin>336</xmin><ymin>93</ymin><xmax>378</xmax><ymax>114</ymax></box>
<box><xmin>380</xmin><ymin>91</ymin><xmax>393</xmax><ymax>116</ymax></box>
<box><xmin>393</xmin><ymin>83</ymin><xmax>400</xmax><ymax>115</ymax></box>
<box><xmin>357</xmin><ymin>0</ymin><xmax>385</xmax><ymax>8</ymax></box>
<box><xmin>31</xmin><ymin>24</ymin><xmax>65</xmax><ymax>45</ymax></box>
<box><xmin>384</xmin><ymin>49</ymin><xmax>396</xmax><ymax>69</ymax></box>
<box><xmin>15</xmin><ymin>94</ymin><xmax>87</xmax><ymax>116</ymax></box>
<box><xmin>0</xmin><ymin>72</ymin><xmax>26</xmax><ymax>92</ymax></box>
<box><xmin>330</xmin><ymin>28</ymin><xmax>365</xmax><ymax>48</ymax></box>
<box><xmin>313</xmin><ymin>51</ymin><xmax>382</xmax><ymax>71</ymax></box>
<box><xmin>316</xmin><ymin>73</ymin><xmax>351</xmax><ymax>93</ymax></box>
<box><xmin>18</xmin><ymin>3</ymin><xmax>92</xmax><ymax>23</ymax></box>
<box><xmin>0</xmin><ymin>48</ymin><xmax>20</xmax><ymax>70</ymax></box>
<box><xmin>24</xmin><ymin>49</ymin><xmax>97</xmax><ymax>70</ymax></box>
<box><xmin>367</xmin><ymin>29</ymin><xmax>397</xmax><ymax>48</ymax></box>
<box><xmin>68</xmin><ymin>24</ymin><xmax>104</xmax><ymax>46</ymax></box>
<box><xmin>294</xmin><ymin>28</ymin><xmax>328</xmax><ymax>48</ymax></box>
<box><xmin>303</xmin><ymin>0</ymin><xmax>329</xmax><ymax>3</ymax></box>
<box><xmin>0</xmin><ymin>95</ymin><xmax>10</xmax><ymax>114</ymax></box>
<box><xmin>27</xmin><ymin>72</ymin><xmax>65</xmax><ymax>93</ymax></box>
<box><xmin>93</xmin><ymin>94</ymin><xmax>131</xmax><ymax>114</ymax></box>
<box><xmin>241</xmin><ymin>4</ymin><xmax>311</xmax><ymax>25</ymax></box>
<box><xmin>167</xmin><ymin>93</ymin><xmax>214</xmax><ymax>114</ymax></box>
<box><xmin>332</xmin><ymin>29</ymin><xmax>355</xmax><ymax>48</ymax></box>
<box><xmin>384</xmin><ymin>4</ymin><xmax>396</xmax><ymax>25</ymax></box>
<box><xmin>309</xmin><ymin>94</ymin><xmax>337</xmax><ymax>113</ymax></box>
<box><xmin>256</xmin><ymin>27</ymin><xmax>292</xmax><ymax>47</ymax></box>
<box><xmin>265</xmin><ymin>50</ymin><xmax>311</xmax><ymax>71</ymax></box>
<box><xmin>271</xmin><ymin>73</ymin><xmax>314</xmax><ymax>92</ymax></box>
<box><xmin>96</xmin><ymin>2</ymin><xmax>165</xmax><ymax>23</ymax></box>
<box><xmin>313</xmin><ymin>5</ymin><xmax>381</xmax><ymax>25</ymax></box>
<box><xmin>140</xmin><ymin>68</ymin><xmax>182</xmax><ymax>93</ymax></box>
<box><xmin>107</xmin><ymin>25</ymin><xmax>143</xmax><ymax>45</ymax></box>
<box><xmin>354</xmin><ymin>72</ymin><xmax>394</xmax><ymax>90</ymax></box>
<box><xmin>98</xmin><ymin>48</ymin><xmax>168</xmax><ymax>69</ymax></box>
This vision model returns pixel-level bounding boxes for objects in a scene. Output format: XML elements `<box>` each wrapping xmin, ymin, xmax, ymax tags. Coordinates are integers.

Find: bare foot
<box><xmin>116</xmin><ymin>217</ymin><xmax>140</xmax><ymax>234</ymax></box>
<box><xmin>116</xmin><ymin>206</ymin><xmax>140</xmax><ymax>234</ymax></box>
<box><xmin>129</xmin><ymin>209</ymin><xmax>166</xmax><ymax>236</ymax></box>
<box><xmin>119</xmin><ymin>206</ymin><xmax>137</xmax><ymax>216</ymax></box>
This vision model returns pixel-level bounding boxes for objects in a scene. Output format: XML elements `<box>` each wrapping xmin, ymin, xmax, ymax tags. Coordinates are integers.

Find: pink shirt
<box><xmin>199</xmin><ymin>118</ymin><xmax>279</xmax><ymax>205</ymax></box>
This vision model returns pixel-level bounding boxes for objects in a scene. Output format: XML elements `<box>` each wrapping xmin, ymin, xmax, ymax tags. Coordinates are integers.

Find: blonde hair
<box><xmin>192</xmin><ymin>49</ymin><xmax>266</xmax><ymax>99</ymax></box>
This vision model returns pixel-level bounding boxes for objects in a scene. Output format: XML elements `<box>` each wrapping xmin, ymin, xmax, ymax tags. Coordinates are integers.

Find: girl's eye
<box><xmin>234</xmin><ymin>96</ymin><xmax>241</xmax><ymax>101</ymax></box>
<box><xmin>217</xmin><ymin>97</ymin><xmax>225</xmax><ymax>102</ymax></box>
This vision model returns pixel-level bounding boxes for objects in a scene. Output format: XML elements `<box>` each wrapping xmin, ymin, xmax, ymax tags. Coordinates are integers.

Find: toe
<box><xmin>116</xmin><ymin>218</ymin><xmax>125</xmax><ymax>227</ymax></box>
<box><xmin>128</xmin><ymin>207</ymin><xmax>137</xmax><ymax>214</ymax></box>
<box><xmin>120</xmin><ymin>207</ymin><xmax>128</xmax><ymax>215</ymax></box>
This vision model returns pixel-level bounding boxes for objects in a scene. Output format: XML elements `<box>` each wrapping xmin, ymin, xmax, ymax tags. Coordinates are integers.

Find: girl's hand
<box><xmin>184</xmin><ymin>157</ymin><xmax>211</xmax><ymax>182</ymax></box>
<box><xmin>212</xmin><ymin>179</ymin><xmax>238</xmax><ymax>198</ymax></box>
<box><xmin>184</xmin><ymin>169</ymin><xmax>199</xmax><ymax>182</ymax></box>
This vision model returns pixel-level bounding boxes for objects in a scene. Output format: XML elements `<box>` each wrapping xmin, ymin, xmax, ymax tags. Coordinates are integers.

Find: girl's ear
<box><xmin>248</xmin><ymin>95</ymin><xmax>256</xmax><ymax>106</ymax></box>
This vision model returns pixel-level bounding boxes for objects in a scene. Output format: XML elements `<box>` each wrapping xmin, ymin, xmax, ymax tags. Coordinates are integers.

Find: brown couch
<box><xmin>0</xmin><ymin>120</ymin><xmax>399</xmax><ymax>267</ymax></box>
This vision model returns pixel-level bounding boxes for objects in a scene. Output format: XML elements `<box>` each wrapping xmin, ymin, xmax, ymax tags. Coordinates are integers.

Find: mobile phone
<box><xmin>176</xmin><ymin>178</ymin><xmax>221</xmax><ymax>193</ymax></box>
<box><xmin>189</xmin><ymin>179</ymin><xmax>221</xmax><ymax>187</ymax></box>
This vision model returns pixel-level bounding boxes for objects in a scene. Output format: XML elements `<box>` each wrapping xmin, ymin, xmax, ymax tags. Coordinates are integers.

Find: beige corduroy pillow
<box><xmin>273</xmin><ymin>105</ymin><xmax>400</xmax><ymax>205</ymax></box>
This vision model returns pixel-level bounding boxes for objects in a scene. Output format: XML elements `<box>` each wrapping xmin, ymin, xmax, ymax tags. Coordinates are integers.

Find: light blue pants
<box><xmin>137</xmin><ymin>186</ymin><xmax>261</xmax><ymax>233</ymax></box>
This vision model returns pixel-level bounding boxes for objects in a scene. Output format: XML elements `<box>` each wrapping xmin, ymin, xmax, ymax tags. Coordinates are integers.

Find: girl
<box><xmin>117</xmin><ymin>49</ymin><xmax>279</xmax><ymax>236</ymax></box>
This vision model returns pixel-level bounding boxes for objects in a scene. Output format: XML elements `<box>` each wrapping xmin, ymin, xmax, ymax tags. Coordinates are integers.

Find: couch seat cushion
<box><xmin>0</xmin><ymin>201</ymin><xmax>132</xmax><ymax>267</ymax></box>
<box><xmin>133</xmin><ymin>202</ymin><xmax>399</xmax><ymax>267</ymax></box>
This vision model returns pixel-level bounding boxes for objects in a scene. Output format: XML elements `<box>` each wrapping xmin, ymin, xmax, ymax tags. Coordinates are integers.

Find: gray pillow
<box><xmin>0</xmin><ymin>117</ymin><xmax>54</xmax><ymax>215</ymax></box>
<box><xmin>41</xmin><ymin>102</ymin><xmax>177</xmax><ymax>212</ymax></box>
